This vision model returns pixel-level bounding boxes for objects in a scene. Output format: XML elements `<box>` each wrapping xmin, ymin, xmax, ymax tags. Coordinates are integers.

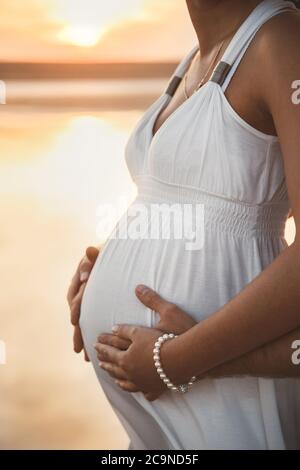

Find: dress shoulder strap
<box><xmin>210</xmin><ymin>0</ymin><xmax>297</xmax><ymax>91</ymax></box>
<box><xmin>165</xmin><ymin>45</ymin><xmax>199</xmax><ymax>97</ymax></box>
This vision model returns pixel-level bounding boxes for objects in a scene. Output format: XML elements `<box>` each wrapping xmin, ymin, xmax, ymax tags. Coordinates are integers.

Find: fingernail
<box><xmin>80</xmin><ymin>272</ymin><xmax>89</xmax><ymax>282</ymax></box>
<box><xmin>112</xmin><ymin>325</ymin><xmax>119</xmax><ymax>333</ymax></box>
<box><xmin>99</xmin><ymin>362</ymin><xmax>104</xmax><ymax>368</ymax></box>
<box><xmin>136</xmin><ymin>284</ymin><xmax>149</xmax><ymax>295</ymax></box>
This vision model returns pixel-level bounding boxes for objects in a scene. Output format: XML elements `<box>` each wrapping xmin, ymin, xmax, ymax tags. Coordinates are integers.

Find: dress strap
<box><xmin>210</xmin><ymin>0</ymin><xmax>297</xmax><ymax>91</ymax></box>
<box><xmin>164</xmin><ymin>45</ymin><xmax>199</xmax><ymax>97</ymax></box>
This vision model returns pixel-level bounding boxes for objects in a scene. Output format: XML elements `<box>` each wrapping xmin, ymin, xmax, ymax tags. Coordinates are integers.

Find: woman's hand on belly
<box><xmin>67</xmin><ymin>245</ymin><xmax>99</xmax><ymax>359</ymax></box>
<box><xmin>94</xmin><ymin>284</ymin><xmax>197</xmax><ymax>401</ymax></box>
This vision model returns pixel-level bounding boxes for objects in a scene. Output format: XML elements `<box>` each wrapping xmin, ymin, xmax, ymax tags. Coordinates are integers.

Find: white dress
<box><xmin>80</xmin><ymin>0</ymin><xmax>300</xmax><ymax>450</ymax></box>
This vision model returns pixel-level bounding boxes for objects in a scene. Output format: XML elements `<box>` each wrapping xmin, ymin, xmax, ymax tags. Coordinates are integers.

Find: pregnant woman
<box><xmin>68</xmin><ymin>0</ymin><xmax>300</xmax><ymax>449</ymax></box>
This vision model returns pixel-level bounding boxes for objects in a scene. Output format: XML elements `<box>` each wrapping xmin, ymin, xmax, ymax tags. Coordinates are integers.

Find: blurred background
<box><xmin>0</xmin><ymin>0</ymin><xmax>296</xmax><ymax>450</ymax></box>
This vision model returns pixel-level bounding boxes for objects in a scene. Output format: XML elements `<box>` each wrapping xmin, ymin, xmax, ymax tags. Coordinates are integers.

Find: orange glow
<box><xmin>52</xmin><ymin>0</ymin><xmax>145</xmax><ymax>47</ymax></box>
<box><xmin>0</xmin><ymin>0</ymin><xmax>193</xmax><ymax>62</ymax></box>
<box><xmin>57</xmin><ymin>25</ymin><xmax>106</xmax><ymax>47</ymax></box>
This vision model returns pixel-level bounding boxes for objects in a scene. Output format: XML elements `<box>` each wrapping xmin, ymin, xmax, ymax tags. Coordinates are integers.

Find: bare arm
<box><xmin>162</xmin><ymin>13</ymin><xmax>300</xmax><ymax>384</ymax></box>
<box><xmin>95</xmin><ymin>14</ymin><xmax>300</xmax><ymax>396</ymax></box>
<box><xmin>207</xmin><ymin>327</ymin><xmax>300</xmax><ymax>379</ymax></box>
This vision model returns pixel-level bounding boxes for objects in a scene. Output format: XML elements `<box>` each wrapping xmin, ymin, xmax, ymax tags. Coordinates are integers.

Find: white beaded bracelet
<box><xmin>153</xmin><ymin>333</ymin><xmax>197</xmax><ymax>393</ymax></box>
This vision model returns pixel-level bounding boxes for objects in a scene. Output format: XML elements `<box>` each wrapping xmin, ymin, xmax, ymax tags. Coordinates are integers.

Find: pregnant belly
<box><xmin>79</xmin><ymin>203</ymin><xmax>281</xmax><ymax>355</ymax></box>
<box><xmin>79</xmin><ymin>232</ymin><xmax>215</xmax><ymax>356</ymax></box>
<box><xmin>80</xmin><ymin>235</ymin><xmax>156</xmax><ymax>345</ymax></box>
<box><xmin>77</xmin><ymin>204</ymin><xmax>290</xmax><ymax>450</ymax></box>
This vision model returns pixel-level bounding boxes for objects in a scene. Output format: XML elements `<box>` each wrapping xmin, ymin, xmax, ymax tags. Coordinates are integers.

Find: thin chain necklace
<box><xmin>183</xmin><ymin>40</ymin><xmax>224</xmax><ymax>99</ymax></box>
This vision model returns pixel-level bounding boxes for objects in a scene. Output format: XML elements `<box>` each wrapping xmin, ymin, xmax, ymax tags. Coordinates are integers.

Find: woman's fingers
<box><xmin>144</xmin><ymin>391</ymin><xmax>162</xmax><ymax>402</ymax></box>
<box><xmin>98</xmin><ymin>357</ymin><xmax>140</xmax><ymax>391</ymax></box>
<box><xmin>68</xmin><ymin>247</ymin><xmax>98</xmax><ymax>362</ymax></box>
<box><xmin>98</xmin><ymin>333</ymin><xmax>131</xmax><ymax>351</ymax></box>
<box><xmin>70</xmin><ymin>282</ymin><xmax>87</xmax><ymax>326</ymax></box>
<box><xmin>135</xmin><ymin>284</ymin><xmax>197</xmax><ymax>335</ymax></box>
<box><xmin>68</xmin><ymin>246</ymin><xmax>99</xmax><ymax>362</ymax></box>
<box><xmin>67</xmin><ymin>256</ymin><xmax>89</xmax><ymax>307</ymax></box>
<box><xmin>155</xmin><ymin>309</ymin><xmax>197</xmax><ymax>334</ymax></box>
<box><xmin>86</xmin><ymin>246</ymin><xmax>99</xmax><ymax>263</ymax></box>
<box><xmin>73</xmin><ymin>324</ymin><xmax>84</xmax><ymax>353</ymax></box>
<box><xmin>79</xmin><ymin>256</ymin><xmax>95</xmax><ymax>282</ymax></box>
<box><xmin>135</xmin><ymin>285</ymin><xmax>170</xmax><ymax>313</ymax></box>
<box><xmin>94</xmin><ymin>343</ymin><xmax>123</xmax><ymax>364</ymax></box>
<box><xmin>73</xmin><ymin>325</ymin><xmax>89</xmax><ymax>361</ymax></box>
<box><xmin>111</xmin><ymin>324</ymin><xmax>146</xmax><ymax>341</ymax></box>
<box><xmin>73</xmin><ymin>247</ymin><xmax>99</xmax><ymax>320</ymax></box>
<box><xmin>67</xmin><ymin>247</ymin><xmax>98</xmax><ymax>313</ymax></box>
<box><xmin>114</xmin><ymin>380</ymin><xmax>140</xmax><ymax>393</ymax></box>
<box><xmin>99</xmin><ymin>362</ymin><xmax>129</xmax><ymax>380</ymax></box>
<box><xmin>84</xmin><ymin>347</ymin><xmax>90</xmax><ymax>362</ymax></box>
<box><xmin>67</xmin><ymin>269</ymin><xmax>81</xmax><ymax>307</ymax></box>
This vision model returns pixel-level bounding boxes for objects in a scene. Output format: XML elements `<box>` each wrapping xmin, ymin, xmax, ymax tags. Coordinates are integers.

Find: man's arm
<box><xmin>207</xmin><ymin>328</ymin><xmax>300</xmax><ymax>379</ymax></box>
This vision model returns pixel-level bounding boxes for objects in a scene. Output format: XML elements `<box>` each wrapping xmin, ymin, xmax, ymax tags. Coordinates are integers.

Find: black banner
<box><xmin>0</xmin><ymin>450</ymin><xmax>298</xmax><ymax>466</ymax></box>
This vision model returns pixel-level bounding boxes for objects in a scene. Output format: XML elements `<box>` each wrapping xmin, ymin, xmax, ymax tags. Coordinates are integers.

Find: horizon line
<box><xmin>0</xmin><ymin>61</ymin><xmax>178</xmax><ymax>80</ymax></box>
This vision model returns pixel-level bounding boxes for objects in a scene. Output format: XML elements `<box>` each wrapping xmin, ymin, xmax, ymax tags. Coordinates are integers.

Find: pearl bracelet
<box><xmin>153</xmin><ymin>333</ymin><xmax>197</xmax><ymax>393</ymax></box>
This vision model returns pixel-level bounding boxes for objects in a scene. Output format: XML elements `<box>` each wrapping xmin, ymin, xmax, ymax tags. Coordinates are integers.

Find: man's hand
<box><xmin>67</xmin><ymin>246</ymin><xmax>99</xmax><ymax>360</ymax></box>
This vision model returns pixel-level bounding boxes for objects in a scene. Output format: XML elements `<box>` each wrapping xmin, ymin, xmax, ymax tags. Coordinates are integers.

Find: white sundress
<box><xmin>80</xmin><ymin>0</ymin><xmax>300</xmax><ymax>450</ymax></box>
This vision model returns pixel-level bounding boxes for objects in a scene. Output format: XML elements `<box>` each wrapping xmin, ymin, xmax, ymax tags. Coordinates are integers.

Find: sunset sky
<box><xmin>0</xmin><ymin>0</ymin><xmax>196</xmax><ymax>62</ymax></box>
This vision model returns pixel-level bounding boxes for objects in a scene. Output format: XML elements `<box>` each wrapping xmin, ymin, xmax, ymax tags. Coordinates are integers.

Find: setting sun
<box><xmin>52</xmin><ymin>0</ymin><xmax>145</xmax><ymax>47</ymax></box>
<box><xmin>58</xmin><ymin>25</ymin><xmax>105</xmax><ymax>47</ymax></box>
<box><xmin>0</xmin><ymin>0</ymin><xmax>192</xmax><ymax>62</ymax></box>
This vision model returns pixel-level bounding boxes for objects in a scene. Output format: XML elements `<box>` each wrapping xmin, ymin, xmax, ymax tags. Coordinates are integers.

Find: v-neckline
<box><xmin>147</xmin><ymin>0</ymin><xmax>273</xmax><ymax>150</ymax></box>
<box><xmin>149</xmin><ymin>79</ymin><xmax>211</xmax><ymax>149</ymax></box>
<box><xmin>149</xmin><ymin>46</ymin><xmax>200</xmax><ymax>147</ymax></box>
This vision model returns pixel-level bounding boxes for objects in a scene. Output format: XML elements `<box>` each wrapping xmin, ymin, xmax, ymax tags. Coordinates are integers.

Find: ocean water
<box><xmin>4</xmin><ymin>79</ymin><xmax>166</xmax><ymax>109</ymax></box>
<box><xmin>0</xmin><ymin>80</ymin><xmax>296</xmax><ymax>449</ymax></box>
<box><xmin>0</xmin><ymin>81</ymin><xmax>150</xmax><ymax>449</ymax></box>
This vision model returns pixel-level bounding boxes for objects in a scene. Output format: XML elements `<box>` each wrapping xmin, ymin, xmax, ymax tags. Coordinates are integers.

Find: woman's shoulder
<box><xmin>249</xmin><ymin>9</ymin><xmax>300</xmax><ymax>101</ymax></box>
<box><xmin>255</xmin><ymin>9</ymin><xmax>300</xmax><ymax>59</ymax></box>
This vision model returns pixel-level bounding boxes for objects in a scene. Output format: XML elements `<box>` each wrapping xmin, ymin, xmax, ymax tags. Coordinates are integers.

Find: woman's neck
<box><xmin>186</xmin><ymin>0</ymin><xmax>263</xmax><ymax>56</ymax></box>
